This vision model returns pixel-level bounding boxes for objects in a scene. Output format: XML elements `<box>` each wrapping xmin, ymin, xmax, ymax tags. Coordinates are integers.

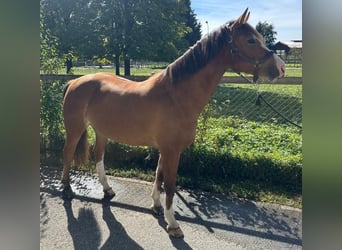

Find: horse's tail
<box><xmin>63</xmin><ymin>79</ymin><xmax>89</xmax><ymax>165</ymax></box>
<box><xmin>74</xmin><ymin>130</ymin><xmax>89</xmax><ymax>166</ymax></box>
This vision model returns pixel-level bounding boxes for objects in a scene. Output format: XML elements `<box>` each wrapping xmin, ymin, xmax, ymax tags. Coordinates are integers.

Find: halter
<box><xmin>227</xmin><ymin>29</ymin><xmax>274</xmax><ymax>83</ymax></box>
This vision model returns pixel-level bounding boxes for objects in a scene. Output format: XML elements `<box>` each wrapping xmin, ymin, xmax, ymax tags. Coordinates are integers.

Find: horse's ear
<box><xmin>236</xmin><ymin>8</ymin><xmax>249</xmax><ymax>24</ymax></box>
<box><xmin>244</xmin><ymin>10</ymin><xmax>250</xmax><ymax>23</ymax></box>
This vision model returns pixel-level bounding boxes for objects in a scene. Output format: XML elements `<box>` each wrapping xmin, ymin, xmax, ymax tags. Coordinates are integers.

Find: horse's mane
<box><xmin>166</xmin><ymin>24</ymin><xmax>231</xmax><ymax>84</ymax></box>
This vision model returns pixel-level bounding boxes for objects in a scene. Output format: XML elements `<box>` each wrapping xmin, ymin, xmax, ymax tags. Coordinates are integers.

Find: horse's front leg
<box><xmin>151</xmin><ymin>154</ymin><xmax>164</xmax><ymax>215</ymax></box>
<box><xmin>156</xmin><ymin>150</ymin><xmax>184</xmax><ymax>238</ymax></box>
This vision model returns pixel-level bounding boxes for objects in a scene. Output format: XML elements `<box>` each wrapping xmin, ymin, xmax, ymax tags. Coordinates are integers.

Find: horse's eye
<box><xmin>247</xmin><ymin>38</ymin><xmax>257</xmax><ymax>44</ymax></box>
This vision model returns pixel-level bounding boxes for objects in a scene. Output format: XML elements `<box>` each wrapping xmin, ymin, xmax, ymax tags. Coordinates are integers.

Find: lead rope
<box><xmin>236</xmin><ymin>72</ymin><xmax>302</xmax><ymax>129</ymax></box>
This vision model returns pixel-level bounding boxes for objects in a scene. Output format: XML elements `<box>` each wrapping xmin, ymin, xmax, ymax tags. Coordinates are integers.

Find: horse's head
<box><xmin>227</xmin><ymin>8</ymin><xmax>285</xmax><ymax>82</ymax></box>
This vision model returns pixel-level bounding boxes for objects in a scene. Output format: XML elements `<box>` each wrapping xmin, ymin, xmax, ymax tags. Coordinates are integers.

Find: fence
<box><xmin>40</xmin><ymin>74</ymin><xmax>302</xmax><ymax>84</ymax></box>
<box><xmin>40</xmin><ymin>74</ymin><xmax>302</xmax><ymax>151</ymax></box>
<box><xmin>40</xmin><ymin>74</ymin><xmax>302</xmax><ymax>128</ymax></box>
<box><xmin>211</xmin><ymin>82</ymin><xmax>302</xmax><ymax>128</ymax></box>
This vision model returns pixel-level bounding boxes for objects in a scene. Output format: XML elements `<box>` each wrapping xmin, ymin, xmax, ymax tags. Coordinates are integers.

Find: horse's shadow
<box><xmin>63</xmin><ymin>200</ymin><xmax>143</xmax><ymax>250</ymax></box>
<box><xmin>101</xmin><ymin>203</ymin><xmax>144</xmax><ymax>250</ymax></box>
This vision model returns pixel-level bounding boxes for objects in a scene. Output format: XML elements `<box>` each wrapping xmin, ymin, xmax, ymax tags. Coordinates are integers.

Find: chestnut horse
<box><xmin>61</xmin><ymin>9</ymin><xmax>285</xmax><ymax>238</ymax></box>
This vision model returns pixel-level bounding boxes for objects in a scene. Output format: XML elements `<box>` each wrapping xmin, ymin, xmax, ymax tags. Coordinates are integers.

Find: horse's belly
<box><xmin>87</xmin><ymin>113</ymin><xmax>157</xmax><ymax>147</ymax></box>
<box><xmin>107</xmin><ymin>128</ymin><xmax>157</xmax><ymax>147</ymax></box>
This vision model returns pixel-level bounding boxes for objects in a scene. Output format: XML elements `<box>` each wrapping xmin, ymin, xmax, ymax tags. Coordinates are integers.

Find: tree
<box><xmin>256</xmin><ymin>21</ymin><xmax>277</xmax><ymax>49</ymax></box>
<box><xmin>99</xmin><ymin>0</ymin><xmax>195</xmax><ymax>76</ymax></box>
<box><xmin>40</xmin><ymin>8</ymin><xmax>65</xmax><ymax>148</ymax></box>
<box><xmin>40</xmin><ymin>8</ymin><xmax>62</xmax><ymax>74</ymax></box>
<box><xmin>41</xmin><ymin>0</ymin><xmax>202</xmax><ymax>75</ymax></box>
<box><xmin>41</xmin><ymin>0</ymin><xmax>103</xmax><ymax>73</ymax></box>
<box><xmin>183</xmin><ymin>0</ymin><xmax>202</xmax><ymax>46</ymax></box>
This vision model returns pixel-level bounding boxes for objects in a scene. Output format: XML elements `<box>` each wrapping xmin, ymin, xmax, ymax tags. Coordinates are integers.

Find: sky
<box><xmin>191</xmin><ymin>0</ymin><xmax>302</xmax><ymax>42</ymax></box>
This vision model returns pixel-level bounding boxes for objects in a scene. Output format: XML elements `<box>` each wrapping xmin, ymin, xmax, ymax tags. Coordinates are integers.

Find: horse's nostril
<box><xmin>281</xmin><ymin>65</ymin><xmax>286</xmax><ymax>73</ymax></box>
<box><xmin>278</xmin><ymin>64</ymin><xmax>286</xmax><ymax>78</ymax></box>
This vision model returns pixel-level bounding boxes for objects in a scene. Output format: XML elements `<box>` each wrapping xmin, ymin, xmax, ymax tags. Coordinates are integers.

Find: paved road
<box><xmin>40</xmin><ymin>164</ymin><xmax>302</xmax><ymax>249</ymax></box>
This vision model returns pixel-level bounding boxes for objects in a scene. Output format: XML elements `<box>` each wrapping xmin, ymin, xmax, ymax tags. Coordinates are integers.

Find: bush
<box><xmin>180</xmin><ymin>116</ymin><xmax>301</xmax><ymax>193</ymax></box>
<box><xmin>40</xmin><ymin>80</ymin><xmax>65</xmax><ymax>152</ymax></box>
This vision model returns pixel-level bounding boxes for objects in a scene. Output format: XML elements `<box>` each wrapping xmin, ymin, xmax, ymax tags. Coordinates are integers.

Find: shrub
<box><xmin>40</xmin><ymin>80</ymin><xmax>65</xmax><ymax>152</ymax></box>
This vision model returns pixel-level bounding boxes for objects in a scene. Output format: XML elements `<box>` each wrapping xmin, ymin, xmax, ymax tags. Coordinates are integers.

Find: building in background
<box><xmin>273</xmin><ymin>40</ymin><xmax>302</xmax><ymax>65</ymax></box>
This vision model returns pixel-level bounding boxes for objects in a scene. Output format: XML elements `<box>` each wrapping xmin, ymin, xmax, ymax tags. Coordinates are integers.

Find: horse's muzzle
<box><xmin>275</xmin><ymin>56</ymin><xmax>286</xmax><ymax>79</ymax></box>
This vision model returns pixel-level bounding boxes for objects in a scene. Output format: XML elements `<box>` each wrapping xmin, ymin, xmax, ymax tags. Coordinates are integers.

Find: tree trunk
<box><xmin>66</xmin><ymin>58</ymin><xmax>73</xmax><ymax>74</ymax></box>
<box><xmin>114</xmin><ymin>54</ymin><xmax>120</xmax><ymax>75</ymax></box>
<box><xmin>124</xmin><ymin>56</ymin><xmax>130</xmax><ymax>76</ymax></box>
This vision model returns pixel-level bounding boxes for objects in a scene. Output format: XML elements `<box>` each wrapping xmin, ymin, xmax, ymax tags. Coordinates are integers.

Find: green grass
<box><xmin>284</xmin><ymin>65</ymin><xmax>302</xmax><ymax>77</ymax></box>
<box><xmin>182</xmin><ymin>116</ymin><xmax>302</xmax><ymax>207</ymax></box>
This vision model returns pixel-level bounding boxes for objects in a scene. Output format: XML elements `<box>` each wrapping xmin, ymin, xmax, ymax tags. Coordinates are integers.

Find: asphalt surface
<box><xmin>40</xmin><ymin>164</ymin><xmax>302</xmax><ymax>249</ymax></box>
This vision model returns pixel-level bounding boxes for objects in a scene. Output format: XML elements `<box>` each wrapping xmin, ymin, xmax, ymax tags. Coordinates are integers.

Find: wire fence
<box><xmin>210</xmin><ymin>82</ymin><xmax>302</xmax><ymax>128</ymax></box>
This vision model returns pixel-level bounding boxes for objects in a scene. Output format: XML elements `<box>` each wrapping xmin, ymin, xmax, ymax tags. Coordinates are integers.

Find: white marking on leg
<box><xmin>96</xmin><ymin>159</ymin><xmax>111</xmax><ymax>191</ymax></box>
<box><xmin>151</xmin><ymin>182</ymin><xmax>161</xmax><ymax>207</ymax></box>
<box><xmin>165</xmin><ymin>206</ymin><xmax>179</xmax><ymax>229</ymax></box>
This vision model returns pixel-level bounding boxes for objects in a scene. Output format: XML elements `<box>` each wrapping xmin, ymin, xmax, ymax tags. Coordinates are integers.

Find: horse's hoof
<box><xmin>103</xmin><ymin>188</ymin><xmax>116</xmax><ymax>201</ymax></box>
<box><xmin>167</xmin><ymin>226</ymin><xmax>184</xmax><ymax>239</ymax></box>
<box><xmin>151</xmin><ymin>205</ymin><xmax>164</xmax><ymax>216</ymax></box>
<box><xmin>62</xmin><ymin>186</ymin><xmax>75</xmax><ymax>200</ymax></box>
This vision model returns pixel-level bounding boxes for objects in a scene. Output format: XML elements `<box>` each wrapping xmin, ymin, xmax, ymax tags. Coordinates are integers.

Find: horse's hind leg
<box><xmin>61</xmin><ymin>128</ymin><xmax>86</xmax><ymax>199</ymax></box>
<box><xmin>94</xmin><ymin>131</ymin><xmax>115</xmax><ymax>200</ymax></box>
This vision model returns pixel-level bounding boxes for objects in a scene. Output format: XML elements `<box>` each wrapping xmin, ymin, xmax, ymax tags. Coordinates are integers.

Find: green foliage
<box><xmin>40</xmin><ymin>80</ymin><xmax>65</xmax><ymax>151</ymax></box>
<box><xmin>188</xmin><ymin>116</ymin><xmax>302</xmax><ymax>192</ymax></box>
<box><xmin>93</xmin><ymin>56</ymin><xmax>112</xmax><ymax>68</ymax></box>
<box><xmin>40</xmin><ymin>9</ymin><xmax>62</xmax><ymax>74</ymax></box>
<box><xmin>40</xmin><ymin>0</ymin><xmax>202</xmax><ymax>75</ymax></box>
<box><xmin>256</xmin><ymin>21</ymin><xmax>277</xmax><ymax>49</ymax></box>
<box><xmin>183</xmin><ymin>0</ymin><xmax>202</xmax><ymax>46</ymax></box>
<box><xmin>41</xmin><ymin>0</ymin><xmax>103</xmax><ymax>60</ymax></box>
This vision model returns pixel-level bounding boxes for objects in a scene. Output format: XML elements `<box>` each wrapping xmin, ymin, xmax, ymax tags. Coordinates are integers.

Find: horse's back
<box><xmin>65</xmin><ymin>72</ymin><xmax>133</xmax><ymax>93</ymax></box>
<box><xmin>63</xmin><ymin>72</ymin><xmax>162</xmax><ymax>146</ymax></box>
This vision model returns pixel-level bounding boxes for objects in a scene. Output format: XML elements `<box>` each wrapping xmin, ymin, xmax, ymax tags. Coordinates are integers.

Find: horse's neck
<box><xmin>174</xmin><ymin>56</ymin><xmax>230</xmax><ymax>118</ymax></box>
